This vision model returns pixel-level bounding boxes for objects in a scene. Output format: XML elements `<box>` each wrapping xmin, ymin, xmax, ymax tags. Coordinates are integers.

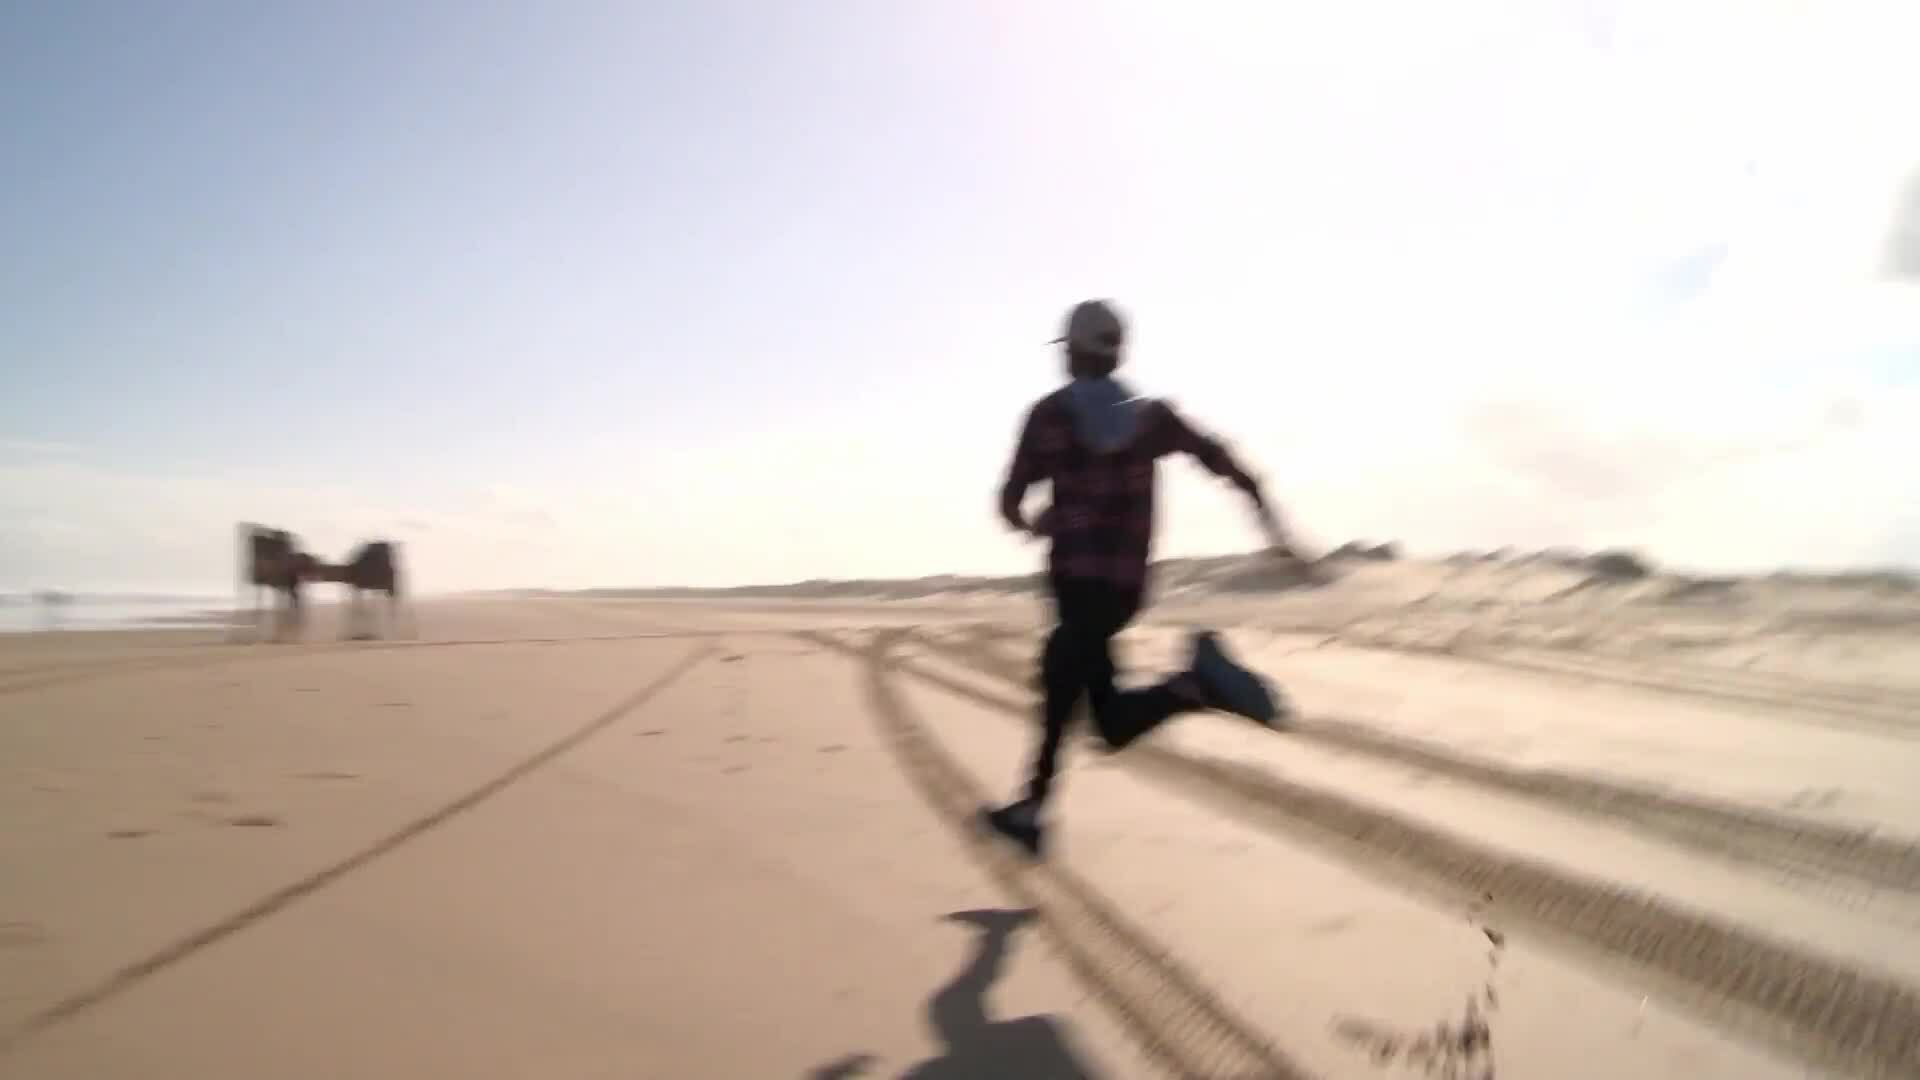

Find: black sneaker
<box><xmin>980</xmin><ymin>802</ymin><xmax>1045</xmax><ymax>859</ymax></box>
<box><xmin>1188</xmin><ymin>631</ymin><xmax>1282</xmax><ymax>727</ymax></box>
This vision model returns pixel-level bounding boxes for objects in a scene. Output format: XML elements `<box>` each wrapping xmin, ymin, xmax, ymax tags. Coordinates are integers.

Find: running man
<box><xmin>982</xmin><ymin>299</ymin><xmax>1299</xmax><ymax>857</ymax></box>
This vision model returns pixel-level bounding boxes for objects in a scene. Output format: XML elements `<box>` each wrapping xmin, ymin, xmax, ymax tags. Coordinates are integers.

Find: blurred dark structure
<box><xmin>235</xmin><ymin>523</ymin><xmax>307</xmax><ymax>641</ymax></box>
<box><xmin>233</xmin><ymin>524</ymin><xmax>412</xmax><ymax>642</ymax></box>
<box><xmin>310</xmin><ymin>539</ymin><xmax>413</xmax><ymax>641</ymax></box>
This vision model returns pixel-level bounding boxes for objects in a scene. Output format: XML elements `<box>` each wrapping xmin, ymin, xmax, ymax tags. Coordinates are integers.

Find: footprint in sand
<box><xmin>0</xmin><ymin>921</ymin><xmax>51</xmax><ymax>949</ymax></box>
<box><xmin>808</xmin><ymin>1052</ymin><xmax>877</xmax><ymax>1079</ymax></box>
<box><xmin>296</xmin><ymin>771</ymin><xmax>360</xmax><ymax>781</ymax></box>
<box><xmin>1786</xmin><ymin>787</ymin><xmax>1843</xmax><ymax>811</ymax></box>
<box><xmin>637</xmin><ymin>729</ymin><xmax>667</xmax><ymax>738</ymax></box>
<box><xmin>818</xmin><ymin>744</ymin><xmax>848</xmax><ymax>754</ymax></box>
<box><xmin>1306</xmin><ymin>914</ymin><xmax>1357</xmax><ymax>937</ymax></box>
<box><xmin>1333</xmin><ymin>995</ymin><xmax>1494</xmax><ymax>1077</ymax></box>
<box><xmin>225</xmin><ymin>814</ymin><xmax>283</xmax><ymax>828</ymax></box>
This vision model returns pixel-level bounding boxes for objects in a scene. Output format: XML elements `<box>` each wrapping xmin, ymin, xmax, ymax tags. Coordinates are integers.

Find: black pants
<box><xmin>1024</xmin><ymin>576</ymin><xmax>1194</xmax><ymax>806</ymax></box>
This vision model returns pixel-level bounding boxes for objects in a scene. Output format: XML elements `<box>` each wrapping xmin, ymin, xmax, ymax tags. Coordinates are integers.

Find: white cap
<box><xmin>1051</xmin><ymin>299</ymin><xmax>1126</xmax><ymax>357</ymax></box>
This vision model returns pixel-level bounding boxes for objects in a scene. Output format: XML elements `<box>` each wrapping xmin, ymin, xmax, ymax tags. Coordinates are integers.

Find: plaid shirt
<box><xmin>1001</xmin><ymin>386</ymin><xmax>1257</xmax><ymax>590</ymax></box>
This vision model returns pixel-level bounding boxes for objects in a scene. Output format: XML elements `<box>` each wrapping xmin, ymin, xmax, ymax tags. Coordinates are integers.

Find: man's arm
<box><xmin>1160</xmin><ymin>401</ymin><xmax>1263</xmax><ymax>502</ymax></box>
<box><xmin>998</xmin><ymin>404</ymin><xmax>1045</xmax><ymax>535</ymax></box>
<box><xmin>1159</xmin><ymin>402</ymin><xmax>1295</xmax><ymax>551</ymax></box>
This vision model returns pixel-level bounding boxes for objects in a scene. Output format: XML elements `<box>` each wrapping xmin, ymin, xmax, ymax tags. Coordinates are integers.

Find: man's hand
<box><xmin>1253</xmin><ymin>503</ymin><xmax>1297</xmax><ymax>559</ymax></box>
<box><xmin>1027</xmin><ymin>505</ymin><xmax>1058</xmax><ymax>539</ymax></box>
<box><xmin>1003</xmin><ymin>504</ymin><xmax>1055</xmax><ymax>541</ymax></box>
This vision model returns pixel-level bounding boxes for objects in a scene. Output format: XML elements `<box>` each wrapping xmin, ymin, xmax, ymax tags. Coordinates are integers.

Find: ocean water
<box><xmin>0</xmin><ymin>595</ymin><xmax>234</xmax><ymax>634</ymax></box>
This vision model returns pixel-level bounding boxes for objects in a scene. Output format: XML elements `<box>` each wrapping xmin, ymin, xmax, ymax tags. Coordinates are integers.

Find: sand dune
<box><xmin>3</xmin><ymin>560</ymin><xmax>1918</xmax><ymax>1077</ymax></box>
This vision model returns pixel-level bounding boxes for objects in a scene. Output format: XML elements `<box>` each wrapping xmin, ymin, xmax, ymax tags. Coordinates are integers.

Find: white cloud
<box><xmin>0</xmin><ymin>439</ymin><xmax>84</xmax><ymax>459</ymax></box>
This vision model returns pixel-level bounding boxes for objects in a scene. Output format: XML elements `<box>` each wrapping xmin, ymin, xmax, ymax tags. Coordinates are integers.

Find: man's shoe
<box><xmin>1188</xmin><ymin>631</ymin><xmax>1282</xmax><ymax>727</ymax></box>
<box><xmin>980</xmin><ymin>801</ymin><xmax>1046</xmax><ymax>859</ymax></box>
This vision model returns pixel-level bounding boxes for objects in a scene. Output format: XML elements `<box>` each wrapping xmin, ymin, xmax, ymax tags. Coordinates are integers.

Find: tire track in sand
<box><xmin>799</xmin><ymin>629</ymin><xmax>1311</xmax><ymax>1080</ymax></box>
<box><xmin>1214</xmin><ymin>619</ymin><xmax>1920</xmax><ymax>739</ymax></box>
<box><xmin>1389</xmin><ymin>639</ymin><xmax>1919</xmax><ymax>739</ymax></box>
<box><xmin>0</xmin><ymin>647</ymin><xmax>714</xmax><ymax>1056</ymax></box>
<box><xmin>935</xmin><ymin>629</ymin><xmax>1920</xmax><ymax>894</ymax></box>
<box><xmin>0</xmin><ymin>632</ymin><xmax>734</xmax><ymax>698</ymax></box>
<box><xmin>887</xmin><ymin>627</ymin><xmax>1920</xmax><ymax>1080</ymax></box>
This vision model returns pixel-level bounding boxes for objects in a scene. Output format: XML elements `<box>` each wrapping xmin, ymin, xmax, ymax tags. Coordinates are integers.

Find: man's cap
<box><xmin>1051</xmin><ymin>299</ymin><xmax>1126</xmax><ymax>357</ymax></box>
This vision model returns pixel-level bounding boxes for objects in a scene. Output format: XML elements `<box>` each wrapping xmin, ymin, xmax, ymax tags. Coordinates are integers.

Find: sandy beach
<box><xmin>4</xmin><ymin>559</ymin><xmax>1920</xmax><ymax>1079</ymax></box>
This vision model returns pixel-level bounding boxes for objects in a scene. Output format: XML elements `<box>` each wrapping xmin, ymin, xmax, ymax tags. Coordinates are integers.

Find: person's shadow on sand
<box><xmin>808</xmin><ymin>908</ymin><xmax>1098</xmax><ymax>1079</ymax></box>
<box><xmin>906</xmin><ymin>907</ymin><xmax>1099</xmax><ymax>1079</ymax></box>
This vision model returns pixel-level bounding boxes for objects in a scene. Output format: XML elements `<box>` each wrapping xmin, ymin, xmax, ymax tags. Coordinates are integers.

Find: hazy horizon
<box><xmin>5</xmin><ymin>1</ymin><xmax>1917</xmax><ymax>596</ymax></box>
<box><xmin>6</xmin><ymin>540</ymin><xmax>1915</xmax><ymax>603</ymax></box>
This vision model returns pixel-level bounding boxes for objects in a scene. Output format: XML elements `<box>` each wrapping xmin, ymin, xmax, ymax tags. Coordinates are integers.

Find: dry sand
<box><xmin>3</xmin><ymin>560</ymin><xmax>1919</xmax><ymax>1078</ymax></box>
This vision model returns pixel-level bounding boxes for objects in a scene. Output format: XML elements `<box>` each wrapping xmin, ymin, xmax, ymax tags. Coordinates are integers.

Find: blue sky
<box><xmin>3</xmin><ymin>0</ymin><xmax>1916</xmax><ymax>593</ymax></box>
